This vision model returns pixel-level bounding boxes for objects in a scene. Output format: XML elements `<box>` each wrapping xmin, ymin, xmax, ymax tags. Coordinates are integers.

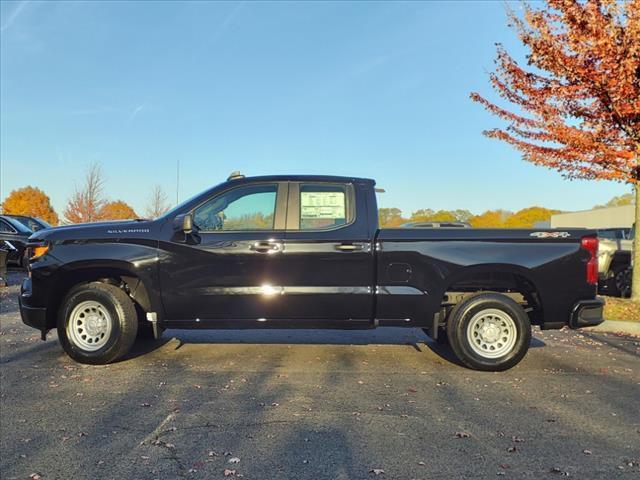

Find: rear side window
<box><xmin>299</xmin><ymin>184</ymin><xmax>347</xmax><ymax>230</ymax></box>
<box><xmin>194</xmin><ymin>184</ymin><xmax>277</xmax><ymax>232</ymax></box>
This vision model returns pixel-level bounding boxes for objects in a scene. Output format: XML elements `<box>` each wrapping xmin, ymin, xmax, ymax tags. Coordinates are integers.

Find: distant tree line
<box><xmin>1</xmin><ymin>162</ymin><xmax>171</xmax><ymax>225</ymax></box>
<box><xmin>377</xmin><ymin>189</ymin><xmax>635</xmax><ymax>228</ymax></box>
<box><xmin>0</xmin><ymin>161</ymin><xmax>633</xmax><ymax>228</ymax></box>
<box><xmin>378</xmin><ymin>206</ymin><xmax>562</xmax><ymax>228</ymax></box>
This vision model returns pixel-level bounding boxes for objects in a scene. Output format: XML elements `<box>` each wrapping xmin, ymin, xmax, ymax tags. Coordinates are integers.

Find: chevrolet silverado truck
<box><xmin>19</xmin><ymin>174</ymin><xmax>603</xmax><ymax>371</ymax></box>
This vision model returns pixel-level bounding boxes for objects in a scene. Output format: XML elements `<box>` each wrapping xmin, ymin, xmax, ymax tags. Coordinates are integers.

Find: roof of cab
<box><xmin>226</xmin><ymin>174</ymin><xmax>376</xmax><ymax>185</ymax></box>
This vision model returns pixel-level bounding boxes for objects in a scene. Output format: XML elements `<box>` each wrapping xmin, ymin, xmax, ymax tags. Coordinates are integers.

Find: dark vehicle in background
<box><xmin>401</xmin><ymin>221</ymin><xmax>472</xmax><ymax>228</ymax></box>
<box><xmin>597</xmin><ymin>227</ymin><xmax>631</xmax><ymax>241</ymax></box>
<box><xmin>5</xmin><ymin>215</ymin><xmax>51</xmax><ymax>232</ymax></box>
<box><xmin>0</xmin><ymin>215</ymin><xmax>33</xmax><ymax>268</ymax></box>
<box><xmin>598</xmin><ymin>225</ymin><xmax>633</xmax><ymax>297</ymax></box>
<box><xmin>19</xmin><ymin>174</ymin><xmax>602</xmax><ymax>371</ymax></box>
<box><xmin>0</xmin><ymin>242</ymin><xmax>9</xmax><ymax>287</ymax></box>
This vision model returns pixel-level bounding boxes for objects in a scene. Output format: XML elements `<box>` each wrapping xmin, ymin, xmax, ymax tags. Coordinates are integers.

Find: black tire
<box><xmin>57</xmin><ymin>282</ymin><xmax>138</xmax><ymax>364</ymax></box>
<box><xmin>446</xmin><ymin>293</ymin><xmax>531</xmax><ymax>371</ymax></box>
<box><xmin>613</xmin><ymin>265</ymin><xmax>632</xmax><ymax>298</ymax></box>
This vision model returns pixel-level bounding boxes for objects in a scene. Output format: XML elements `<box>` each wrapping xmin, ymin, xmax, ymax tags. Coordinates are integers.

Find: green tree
<box><xmin>411</xmin><ymin>209</ymin><xmax>473</xmax><ymax>223</ymax></box>
<box><xmin>378</xmin><ymin>208</ymin><xmax>405</xmax><ymax>227</ymax></box>
<box><xmin>452</xmin><ymin>209</ymin><xmax>473</xmax><ymax>223</ymax></box>
<box><xmin>504</xmin><ymin>207</ymin><xmax>560</xmax><ymax>228</ymax></box>
<box><xmin>593</xmin><ymin>193</ymin><xmax>634</xmax><ymax>209</ymax></box>
<box><xmin>470</xmin><ymin>210</ymin><xmax>513</xmax><ymax>228</ymax></box>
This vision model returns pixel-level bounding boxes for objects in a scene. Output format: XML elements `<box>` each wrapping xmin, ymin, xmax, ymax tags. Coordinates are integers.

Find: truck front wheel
<box><xmin>446</xmin><ymin>293</ymin><xmax>531</xmax><ymax>371</ymax></box>
<box><xmin>57</xmin><ymin>282</ymin><xmax>138</xmax><ymax>364</ymax></box>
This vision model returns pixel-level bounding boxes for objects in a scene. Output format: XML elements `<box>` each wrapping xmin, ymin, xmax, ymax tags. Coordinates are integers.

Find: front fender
<box><xmin>30</xmin><ymin>241</ymin><xmax>164</xmax><ymax>327</ymax></box>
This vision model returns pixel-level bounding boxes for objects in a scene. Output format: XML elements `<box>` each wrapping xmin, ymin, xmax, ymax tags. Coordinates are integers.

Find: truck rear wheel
<box><xmin>57</xmin><ymin>282</ymin><xmax>138</xmax><ymax>364</ymax></box>
<box><xmin>446</xmin><ymin>293</ymin><xmax>531</xmax><ymax>371</ymax></box>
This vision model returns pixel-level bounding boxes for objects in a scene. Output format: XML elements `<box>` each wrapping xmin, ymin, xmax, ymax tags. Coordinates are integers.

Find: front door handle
<box><xmin>335</xmin><ymin>243</ymin><xmax>364</xmax><ymax>252</ymax></box>
<box><xmin>250</xmin><ymin>241</ymin><xmax>283</xmax><ymax>254</ymax></box>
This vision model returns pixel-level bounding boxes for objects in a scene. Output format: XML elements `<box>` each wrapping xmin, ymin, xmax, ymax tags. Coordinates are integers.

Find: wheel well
<box><xmin>440</xmin><ymin>271</ymin><xmax>542</xmax><ymax>326</ymax></box>
<box><xmin>45</xmin><ymin>268</ymin><xmax>151</xmax><ymax>328</ymax></box>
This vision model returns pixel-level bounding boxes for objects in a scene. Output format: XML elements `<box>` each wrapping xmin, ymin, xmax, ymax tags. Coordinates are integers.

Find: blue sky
<box><xmin>0</xmin><ymin>0</ymin><xmax>630</xmax><ymax>218</ymax></box>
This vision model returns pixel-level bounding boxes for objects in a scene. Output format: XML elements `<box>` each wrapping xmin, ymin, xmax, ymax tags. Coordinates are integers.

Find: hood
<box><xmin>29</xmin><ymin>219</ymin><xmax>158</xmax><ymax>242</ymax></box>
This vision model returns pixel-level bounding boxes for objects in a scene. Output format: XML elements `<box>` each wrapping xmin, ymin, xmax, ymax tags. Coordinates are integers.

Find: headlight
<box><xmin>27</xmin><ymin>242</ymin><xmax>49</xmax><ymax>260</ymax></box>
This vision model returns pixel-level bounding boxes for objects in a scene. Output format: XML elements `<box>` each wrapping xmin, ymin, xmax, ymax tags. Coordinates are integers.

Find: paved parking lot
<box><xmin>1</xmin><ymin>271</ymin><xmax>639</xmax><ymax>479</ymax></box>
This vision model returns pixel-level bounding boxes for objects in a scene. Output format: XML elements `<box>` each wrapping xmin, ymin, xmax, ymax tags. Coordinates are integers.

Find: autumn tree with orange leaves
<box><xmin>64</xmin><ymin>162</ymin><xmax>107</xmax><ymax>224</ymax></box>
<box><xmin>1</xmin><ymin>186</ymin><xmax>59</xmax><ymax>225</ymax></box>
<box><xmin>471</xmin><ymin>0</ymin><xmax>640</xmax><ymax>299</ymax></box>
<box><xmin>99</xmin><ymin>200</ymin><xmax>137</xmax><ymax>220</ymax></box>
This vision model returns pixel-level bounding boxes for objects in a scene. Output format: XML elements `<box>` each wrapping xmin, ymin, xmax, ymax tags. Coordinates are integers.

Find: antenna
<box><xmin>176</xmin><ymin>159</ymin><xmax>180</xmax><ymax>205</ymax></box>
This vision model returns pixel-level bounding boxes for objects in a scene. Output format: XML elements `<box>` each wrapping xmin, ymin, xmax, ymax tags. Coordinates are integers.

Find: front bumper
<box><xmin>569</xmin><ymin>299</ymin><xmax>605</xmax><ymax>329</ymax></box>
<box><xmin>19</xmin><ymin>277</ymin><xmax>48</xmax><ymax>331</ymax></box>
<box><xmin>19</xmin><ymin>297</ymin><xmax>47</xmax><ymax>330</ymax></box>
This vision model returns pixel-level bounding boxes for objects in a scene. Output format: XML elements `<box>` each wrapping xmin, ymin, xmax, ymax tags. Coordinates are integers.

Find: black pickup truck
<box><xmin>20</xmin><ymin>174</ymin><xmax>603</xmax><ymax>370</ymax></box>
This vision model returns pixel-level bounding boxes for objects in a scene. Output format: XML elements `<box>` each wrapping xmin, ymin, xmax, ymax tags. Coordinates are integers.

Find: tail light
<box><xmin>581</xmin><ymin>236</ymin><xmax>598</xmax><ymax>285</ymax></box>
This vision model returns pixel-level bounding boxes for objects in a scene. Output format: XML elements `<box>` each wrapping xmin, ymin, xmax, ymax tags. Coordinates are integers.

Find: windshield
<box><xmin>12</xmin><ymin>216</ymin><xmax>51</xmax><ymax>231</ymax></box>
<box><xmin>157</xmin><ymin>184</ymin><xmax>221</xmax><ymax>221</ymax></box>
<box><xmin>2</xmin><ymin>216</ymin><xmax>33</xmax><ymax>234</ymax></box>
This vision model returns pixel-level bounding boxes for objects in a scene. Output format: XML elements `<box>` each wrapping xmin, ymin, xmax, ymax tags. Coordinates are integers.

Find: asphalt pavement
<box><xmin>1</xmin><ymin>271</ymin><xmax>639</xmax><ymax>480</ymax></box>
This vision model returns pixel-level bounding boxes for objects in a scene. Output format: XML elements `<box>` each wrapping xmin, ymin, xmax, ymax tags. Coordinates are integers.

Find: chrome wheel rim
<box><xmin>67</xmin><ymin>300</ymin><xmax>112</xmax><ymax>351</ymax></box>
<box><xmin>466</xmin><ymin>308</ymin><xmax>517</xmax><ymax>359</ymax></box>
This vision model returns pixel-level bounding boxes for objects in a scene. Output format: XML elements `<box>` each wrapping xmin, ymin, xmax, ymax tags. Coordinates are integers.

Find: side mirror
<box><xmin>173</xmin><ymin>213</ymin><xmax>193</xmax><ymax>234</ymax></box>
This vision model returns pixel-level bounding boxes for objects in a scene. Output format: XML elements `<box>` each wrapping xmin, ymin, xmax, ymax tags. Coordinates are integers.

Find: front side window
<box><xmin>299</xmin><ymin>184</ymin><xmax>347</xmax><ymax>230</ymax></box>
<box><xmin>193</xmin><ymin>184</ymin><xmax>277</xmax><ymax>232</ymax></box>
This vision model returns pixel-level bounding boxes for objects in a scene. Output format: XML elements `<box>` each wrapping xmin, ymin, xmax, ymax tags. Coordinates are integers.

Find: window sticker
<box><xmin>300</xmin><ymin>191</ymin><xmax>345</xmax><ymax>219</ymax></box>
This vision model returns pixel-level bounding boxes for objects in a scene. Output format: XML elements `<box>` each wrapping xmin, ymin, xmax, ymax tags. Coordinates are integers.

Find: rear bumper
<box><xmin>569</xmin><ymin>299</ymin><xmax>605</xmax><ymax>329</ymax></box>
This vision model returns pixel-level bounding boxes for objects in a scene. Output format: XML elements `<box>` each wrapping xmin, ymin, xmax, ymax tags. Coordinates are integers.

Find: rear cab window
<box><xmin>300</xmin><ymin>184</ymin><xmax>348</xmax><ymax>230</ymax></box>
<box><xmin>285</xmin><ymin>182</ymin><xmax>355</xmax><ymax>231</ymax></box>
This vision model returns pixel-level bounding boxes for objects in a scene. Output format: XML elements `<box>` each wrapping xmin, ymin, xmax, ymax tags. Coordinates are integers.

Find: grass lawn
<box><xmin>602</xmin><ymin>296</ymin><xmax>640</xmax><ymax>322</ymax></box>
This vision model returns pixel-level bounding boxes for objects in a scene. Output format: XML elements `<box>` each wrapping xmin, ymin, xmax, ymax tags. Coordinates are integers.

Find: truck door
<box><xmin>281</xmin><ymin>181</ymin><xmax>375</xmax><ymax>323</ymax></box>
<box><xmin>160</xmin><ymin>181</ymin><xmax>291</xmax><ymax>320</ymax></box>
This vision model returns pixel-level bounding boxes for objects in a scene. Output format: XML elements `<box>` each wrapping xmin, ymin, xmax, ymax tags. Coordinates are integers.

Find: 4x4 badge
<box><xmin>530</xmin><ymin>231</ymin><xmax>571</xmax><ymax>238</ymax></box>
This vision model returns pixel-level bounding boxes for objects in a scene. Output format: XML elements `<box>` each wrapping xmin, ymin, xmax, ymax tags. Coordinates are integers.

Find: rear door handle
<box><xmin>250</xmin><ymin>241</ymin><xmax>283</xmax><ymax>254</ymax></box>
<box><xmin>335</xmin><ymin>243</ymin><xmax>364</xmax><ymax>252</ymax></box>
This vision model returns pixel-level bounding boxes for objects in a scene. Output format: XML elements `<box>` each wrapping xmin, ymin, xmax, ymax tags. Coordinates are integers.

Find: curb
<box><xmin>584</xmin><ymin>320</ymin><xmax>640</xmax><ymax>337</ymax></box>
